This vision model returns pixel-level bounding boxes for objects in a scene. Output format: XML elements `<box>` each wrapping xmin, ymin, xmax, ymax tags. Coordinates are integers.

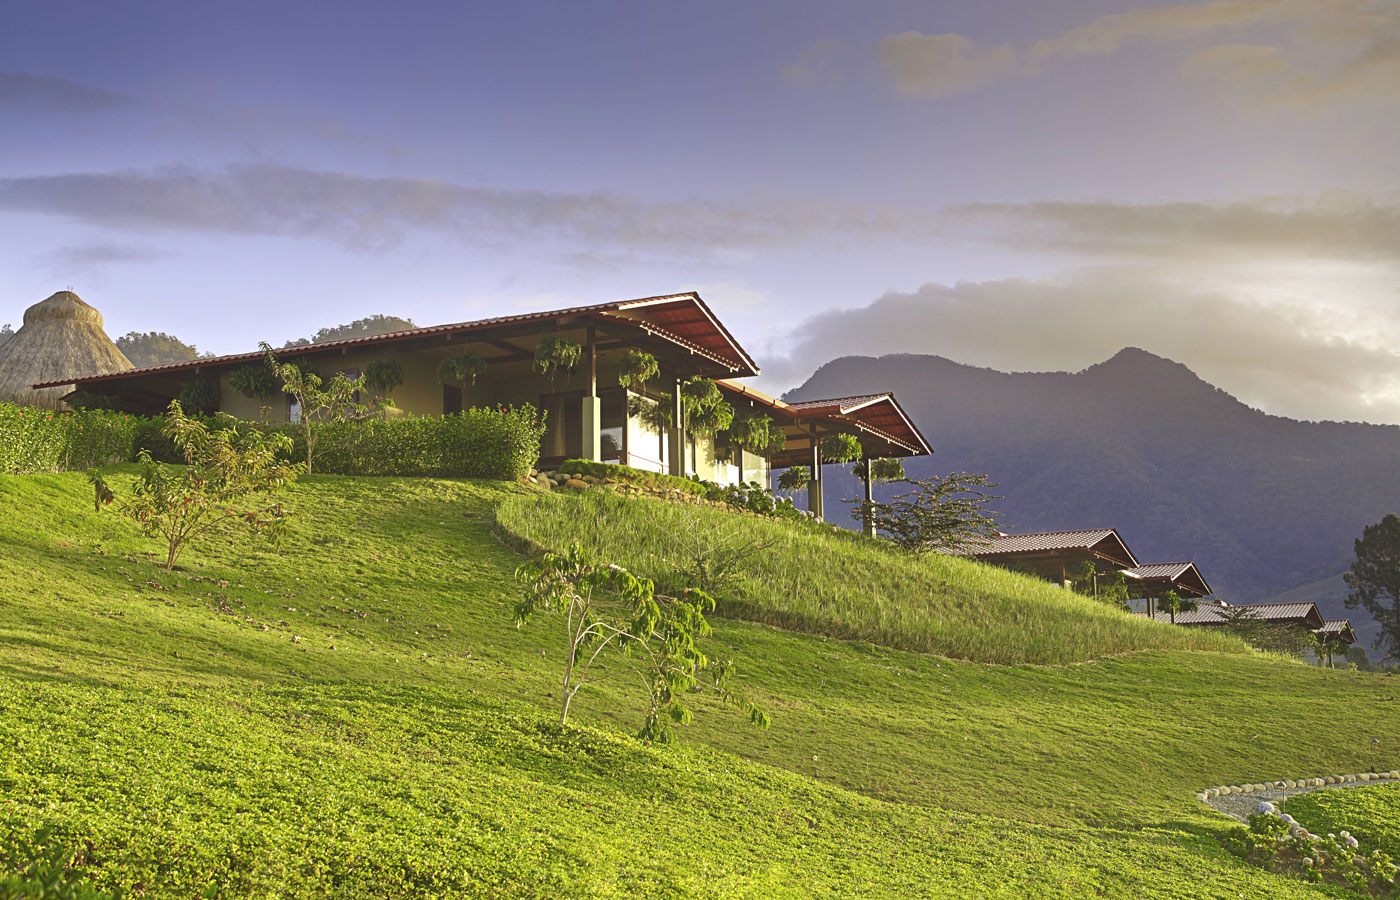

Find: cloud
<box><xmin>0</xmin><ymin>163</ymin><xmax>917</xmax><ymax>255</ymax></box>
<box><xmin>39</xmin><ymin>243</ymin><xmax>168</xmax><ymax>270</ymax></box>
<box><xmin>940</xmin><ymin>192</ymin><xmax>1400</xmax><ymax>261</ymax></box>
<box><xmin>781</xmin><ymin>39</ymin><xmax>846</xmax><ymax>89</ymax></box>
<box><xmin>876</xmin><ymin>32</ymin><xmax>1017</xmax><ymax>98</ymax></box>
<box><xmin>767</xmin><ymin>266</ymin><xmax>1400</xmax><ymax>424</ymax></box>
<box><xmin>875</xmin><ymin>0</ymin><xmax>1399</xmax><ymax>107</ymax></box>
<box><xmin>0</xmin><ymin>69</ymin><xmax>134</xmax><ymax>113</ymax></box>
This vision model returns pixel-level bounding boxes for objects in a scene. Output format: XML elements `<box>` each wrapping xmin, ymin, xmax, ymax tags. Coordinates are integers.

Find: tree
<box><xmin>1156</xmin><ymin>589</ymin><xmax>1197</xmax><ymax>624</ymax></box>
<box><xmin>1345</xmin><ymin>514</ymin><xmax>1400</xmax><ymax>665</ymax></box>
<box><xmin>88</xmin><ymin>402</ymin><xmax>303</xmax><ymax>570</ymax></box>
<box><xmin>514</xmin><ymin>544</ymin><xmax>767</xmax><ymax>743</ymax></box>
<box><xmin>0</xmin><ymin>323</ymin><xmax>12</xmax><ymax>348</ymax></box>
<box><xmin>1218</xmin><ymin>606</ymin><xmax>1317</xmax><ymax>657</ymax></box>
<box><xmin>283</xmin><ymin>315</ymin><xmax>417</xmax><ymax>347</ymax></box>
<box><xmin>115</xmin><ymin>331</ymin><xmax>206</xmax><ymax>367</ymax></box>
<box><xmin>261</xmin><ymin>343</ymin><xmax>366</xmax><ymax>473</ymax></box>
<box><xmin>848</xmin><ymin>473</ymin><xmax>1000</xmax><ymax>555</ymax></box>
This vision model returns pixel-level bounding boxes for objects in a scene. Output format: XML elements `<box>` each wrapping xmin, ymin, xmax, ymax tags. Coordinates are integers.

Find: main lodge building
<box><xmin>34</xmin><ymin>292</ymin><xmax>930</xmax><ymax>519</ymax></box>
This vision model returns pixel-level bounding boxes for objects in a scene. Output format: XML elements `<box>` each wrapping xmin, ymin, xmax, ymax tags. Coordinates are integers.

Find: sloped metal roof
<box><xmin>1141</xmin><ymin>600</ymin><xmax>1324</xmax><ymax>628</ymax></box>
<box><xmin>1121</xmin><ymin>561</ymin><xmax>1213</xmax><ymax>597</ymax></box>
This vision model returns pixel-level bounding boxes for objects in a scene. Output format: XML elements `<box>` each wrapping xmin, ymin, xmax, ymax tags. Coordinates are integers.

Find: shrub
<box><xmin>290</xmin><ymin>406</ymin><xmax>547</xmax><ymax>479</ymax></box>
<box><xmin>0</xmin><ymin>827</ymin><xmax>118</xmax><ymax>900</ymax></box>
<box><xmin>556</xmin><ymin>459</ymin><xmax>707</xmax><ymax>496</ymax></box>
<box><xmin>0</xmin><ymin>403</ymin><xmax>139</xmax><ymax>474</ymax></box>
<box><xmin>90</xmin><ymin>402</ymin><xmax>304</xmax><ymax>570</ymax></box>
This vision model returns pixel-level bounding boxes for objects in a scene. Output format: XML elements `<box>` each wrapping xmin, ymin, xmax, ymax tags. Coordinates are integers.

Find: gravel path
<box><xmin>1205</xmin><ymin>775</ymin><xmax>1400</xmax><ymax>822</ymax></box>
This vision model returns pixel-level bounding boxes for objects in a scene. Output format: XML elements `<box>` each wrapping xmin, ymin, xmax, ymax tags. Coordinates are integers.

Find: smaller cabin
<box><xmin>970</xmin><ymin>529</ymin><xmax>1138</xmax><ymax>587</ymax></box>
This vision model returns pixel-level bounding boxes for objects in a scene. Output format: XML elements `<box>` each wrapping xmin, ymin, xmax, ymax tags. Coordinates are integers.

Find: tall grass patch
<box><xmin>496</xmin><ymin>488</ymin><xmax>1247</xmax><ymax>664</ymax></box>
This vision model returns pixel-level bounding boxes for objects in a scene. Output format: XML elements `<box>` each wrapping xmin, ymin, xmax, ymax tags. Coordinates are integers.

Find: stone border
<box><xmin>1198</xmin><ymin>771</ymin><xmax>1400</xmax><ymax>822</ymax></box>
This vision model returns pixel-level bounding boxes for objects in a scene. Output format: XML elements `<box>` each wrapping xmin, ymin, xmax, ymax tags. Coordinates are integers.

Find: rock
<box><xmin>581</xmin><ymin>474</ymin><xmax>600</xmax><ymax>484</ymax></box>
<box><xmin>535</xmin><ymin>473</ymin><xmax>552</xmax><ymax>489</ymax></box>
<box><xmin>528</xmin><ymin>468</ymin><xmax>538</xmax><ymax>478</ymax></box>
<box><xmin>1195</xmin><ymin>792</ymin><xmax>1207</xmax><ymax>802</ymax></box>
<box><xmin>564</xmin><ymin>478</ymin><xmax>589</xmax><ymax>489</ymax></box>
<box><xmin>1284</xmin><ymin>780</ymin><xmax>1296</xmax><ymax>789</ymax></box>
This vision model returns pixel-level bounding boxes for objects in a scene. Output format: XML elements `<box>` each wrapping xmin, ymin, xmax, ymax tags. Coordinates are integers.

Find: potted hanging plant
<box><xmin>229</xmin><ymin>365</ymin><xmax>281</xmax><ymax>401</ymax></box>
<box><xmin>363</xmin><ymin>359</ymin><xmax>405</xmax><ymax>414</ymax></box>
<box><xmin>532</xmin><ymin>334</ymin><xmax>581</xmax><ymax>381</ymax></box>
<box><xmin>617</xmin><ymin>349</ymin><xmax>659</xmax><ymax>393</ymax></box>
<box><xmin>438</xmin><ymin>350</ymin><xmax>487</xmax><ymax>388</ymax></box>
<box><xmin>819</xmin><ymin>432</ymin><xmax>862</xmax><ymax>464</ymax></box>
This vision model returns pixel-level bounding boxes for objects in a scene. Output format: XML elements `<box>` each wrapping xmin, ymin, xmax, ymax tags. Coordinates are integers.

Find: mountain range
<box><xmin>784</xmin><ymin>348</ymin><xmax>1400</xmax><ymax>655</ymax></box>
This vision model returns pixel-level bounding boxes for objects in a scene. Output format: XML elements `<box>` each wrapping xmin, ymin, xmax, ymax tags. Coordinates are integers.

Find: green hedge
<box><xmin>0</xmin><ymin>402</ymin><xmax>546</xmax><ymax>481</ymax></box>
<box><xmin>0</xmin><ymin>403</ymin><xmax>140</xmax><ymax>474</ymax></box>
<box><xmin>283</xmin><ymin>408</ymin><xmax>547</xmax><ymax>479</ymax></box>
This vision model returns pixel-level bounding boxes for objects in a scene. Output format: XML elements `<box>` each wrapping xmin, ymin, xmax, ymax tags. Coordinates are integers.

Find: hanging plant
<box><xmin>438</xmin><ymin>350</ymin><xmax>487</xmax><ymax>387</ymax></box>
<box><xmin>364</xmin><ymin>360</ymin><xmax>405</xmax><ymax>397</ymax></box>
<box><xmin>679</xmin><ymin>377</ymin><xmax>734</xmax><ymax>437</ymax></box>
<box><xmin>177</xmin><ymin>376</ymin><xmax>221</xmax><ymax>416</ymax></box>
<box><xmin>852</xmin><ymin>458</ymin><xmax>905</xmax><ymax>482</ymax></box>
<box><xmin>617</xmin><ymin>349</ymin><xmax>659</xmax><ymax>393</ymax></box>
<box><xmin>820</xmin><ymin>432</ymin><xmax>862</xmax><ymax>464</ymax></box>
<box><xmin>229</xmin><ymin>364</ymin><xmax>281</xmax><ymax>401</ymax></box>
<box><xmin>776</xmin><ymin>465</ymin><xmax>811</xmax><ymax>496</ymax></box>
<box><xmin>725</xmin><ymin>414</ymin><xmax>787</xmax><ymax>454</ymax></box>
<box><xmin>633</xmin><ymin>394</ymin><xmax>673</xmax><ymax>433</ymax></box>
<box><xmin>532</xmin><ymin>334</ymin><xmax>581</xmax><ymax>380</ymax></box>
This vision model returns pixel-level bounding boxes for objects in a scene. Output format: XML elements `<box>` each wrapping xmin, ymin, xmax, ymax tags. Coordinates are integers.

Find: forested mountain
<box><xmin>784</xmin><ymin>348</ymin><xmax>1400</xmax><ymax>652</ymax></box>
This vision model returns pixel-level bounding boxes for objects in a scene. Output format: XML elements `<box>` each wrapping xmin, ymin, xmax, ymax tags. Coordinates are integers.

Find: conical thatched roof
<box><xmin>0</xmin><ymin>291</ymin><xmax>132</xmax><ymax>410</ymax></box>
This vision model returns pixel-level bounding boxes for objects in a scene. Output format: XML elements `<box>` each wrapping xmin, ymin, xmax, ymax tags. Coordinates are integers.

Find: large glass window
<box><xmin>600</xmin><ymin>390</ymin><xmax>625</xmax><ymax>463</ymax></box>
<box><xmin>625</xmin><ymin>391</ymin><xmax>667</xmax><ymax>473</ymax></box>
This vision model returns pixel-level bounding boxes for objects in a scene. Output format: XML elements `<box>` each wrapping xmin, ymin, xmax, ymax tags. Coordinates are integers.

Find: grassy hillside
<box><xmin>2</xmin><ymin>470</ymin><xmax>1399</xmax><ymax>897</ymax></box>
<box><xmin>495</xmin><ymin>488</ymin><xmax>1243</xmax><ymax>664</ymax></box>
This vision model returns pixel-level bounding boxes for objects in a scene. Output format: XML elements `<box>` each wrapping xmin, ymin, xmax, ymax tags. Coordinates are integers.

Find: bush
<box><xmin>285</xmin><ymin>406</ymin><xmax>546</xmax><ymax>479</ymax></box>
<box><xmin>0</xmin><ymin>403</ymin><xmax>139</xmax><ymax>474</ymax></box>
<box><xmin>1</xmin><ymin>402</ymin><xmax>546</xmax><ymax>481</ymax></box>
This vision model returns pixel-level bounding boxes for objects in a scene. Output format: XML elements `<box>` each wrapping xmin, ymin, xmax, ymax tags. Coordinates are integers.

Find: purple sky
<box><xmin>2</xmin><ymin>0</ymin><xmax>1397</xmax><ymax>421</ymax></box>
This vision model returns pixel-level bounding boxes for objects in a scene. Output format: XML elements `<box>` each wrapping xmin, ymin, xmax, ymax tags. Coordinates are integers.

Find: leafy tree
<box><xmin>284</xmin><ymin>314</ymin><xmax>417</xmax><ymax>347</ymax></box>
<box><xmin>1156</xmin><ymin>589</ymin><xmax>1197</xmax><ymax>624</ymax></box>
<box><xmin>116</xmin><ymin>331</ymin><xmax>206</xmax><ymax>367</ymax></box>
<box><xmin>88</xmin><ymin>401</ymin><xmax>303</xmax><ymax>570</ymax></box>
<box><xmin>849</xmin><ymin>473</ymin><xmax>1000</xmax><ymax>555</ymax></box>
<box><xmin>1218</xmin><ymin>606</ymin><xmax>1317</xmax><ymax>657</ymax></box>
<box><xmin>260</xmin><ymin>343</ymin><xmax>367</xmax><ymax>472</ymax></box>
<box><xmin>0</xmin><ymin>323</ymin><xmax>12</xmax><ymax>348</ymax></box>
<box><xmin>1344</xmin><ymin>513</ymin><xmax>1400</xmax><ymax>665</ymax></box>
<box><xmin>514</xmin><ymin>543</ymin><xmax>768</xmax><ymax>743</ymax></box>
<box><xmin>1068</xmin><ymin>561</ymin><xmax>1134</xmax><ymax>610</ymax></box>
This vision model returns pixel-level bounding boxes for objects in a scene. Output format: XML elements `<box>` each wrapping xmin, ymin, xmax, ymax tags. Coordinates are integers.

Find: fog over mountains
<box><xmin>785</xmin><ymin>348</ymin><xmax>1400</xmax><ymax>654</ymax></box>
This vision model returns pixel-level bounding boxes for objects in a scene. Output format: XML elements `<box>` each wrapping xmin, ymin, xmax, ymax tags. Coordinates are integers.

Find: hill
<box><xmin>2</xmin><ymin>469</ymin><xmax>1399</xmax><ymax>897</ymax></box>
<box><xmin>784</xmin><ymin>349</ymin><xmax>1400</xmax><ymax>654</ymax></box>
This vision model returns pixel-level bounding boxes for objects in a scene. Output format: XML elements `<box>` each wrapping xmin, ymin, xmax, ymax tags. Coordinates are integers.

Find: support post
<box><xmin>581</xmin><ymin>326</ymin><xmax>601</xmax><ymax>461</ymax></box>
<box><xmin>861</xmin><ymin>458</ymin><xmax>876</xmax><ymax>538</ymax></box>
<box><xmin>807</xmin><ymin>430</ymin><xmax>823</xmax><ymax>522</ymax></box>
<box><xmin>668</xmin><ymin>377</ymin><xmax>685</xmax><ymax>476</ymax></box>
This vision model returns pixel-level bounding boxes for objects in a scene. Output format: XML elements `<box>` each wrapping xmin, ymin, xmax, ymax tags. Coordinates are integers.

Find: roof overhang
<box><xmin>33</xmin><ymin>291</ymin><xmax>760</xmax><ymax>390</ymax></box>
<box><xmin>1121</xmin><ymin>562</ymin><xmax>1213</xmax><ymax>597</ymax></box>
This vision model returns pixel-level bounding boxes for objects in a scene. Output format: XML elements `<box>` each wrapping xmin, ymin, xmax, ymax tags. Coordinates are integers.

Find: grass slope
<box><xmin>496</xmin><ymin>488</ymin><xmax>1244</xmax><ymax>664</ymax></box>
<box><xmin>0</xmin><ymin>470</ymin><xmax>1396</xmax><ymax>898</ymax></box>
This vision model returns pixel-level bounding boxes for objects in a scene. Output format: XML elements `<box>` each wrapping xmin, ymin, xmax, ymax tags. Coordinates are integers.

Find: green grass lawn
<box><xmin>1286</xmin><ymin>783</ymin><xmax>1400</xmax><ymax>859</ymax></box>
<box><xmin>1</xmin><ymin>469</ymin><xmax>1398</xmax><ymax>897</ymax></box>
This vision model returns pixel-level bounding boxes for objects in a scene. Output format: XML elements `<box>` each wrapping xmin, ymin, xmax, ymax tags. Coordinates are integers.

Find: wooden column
<box><xmin>807</xmin><ymin>428</ymin><xmax>823</xmax><ymax>522</ymax></box>
<box><xmin>862</xmin><ymin>458</ymin><xmax>876</xmax><ymax>538</ymax></box>
<box><xmin>667</xmin><ymin>377</ymin><xmax>685</xmax><ymax>477</ymax></box>
<box><xmin>581</xmin><ymin>326</ymin><xmax>601</xmax><ymax>461</ymax></box>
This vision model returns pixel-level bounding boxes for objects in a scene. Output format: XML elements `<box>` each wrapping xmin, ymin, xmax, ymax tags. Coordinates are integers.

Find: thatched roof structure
<box><xmin>0</xmin><ymin>291</ymin><xmax>132</xmax><ymax>410</ymax></box>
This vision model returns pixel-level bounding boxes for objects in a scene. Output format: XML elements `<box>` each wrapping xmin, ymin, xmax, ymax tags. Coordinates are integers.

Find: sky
<box><xmin>1</xmin><ymin>0</ymin><xmax>1397</xmax><ymax>422</ymax></box>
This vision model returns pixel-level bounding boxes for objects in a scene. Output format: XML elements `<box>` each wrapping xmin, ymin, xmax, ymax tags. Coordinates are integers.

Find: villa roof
<box><xmin>34</xmin><ymin>292</ymin><xmax>760</xmax><ymax>389</ymax></box>
<box><xmin>716</xmin><ymin>381</ymin><xmax>932</xmax><ymax>462</ymax></box>
<box><xmin>1315</xmin><ymin>619</ymin><xmax>1358</xmax><ymax>644</ymax></box>
<box><xmin>1121</xmin><ymin>561</ymin><xmax>1213</xmax><ymax>597</ymax></box>
<box><xmin>1141</xmin><ymin>600</ymin><xmax>1326</xmax><ymax>629</ymax></box>
<box><xmin>969</xmin><ymin>529</ymin><xmax>1139</xmax><ymax>568</ymax></box>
